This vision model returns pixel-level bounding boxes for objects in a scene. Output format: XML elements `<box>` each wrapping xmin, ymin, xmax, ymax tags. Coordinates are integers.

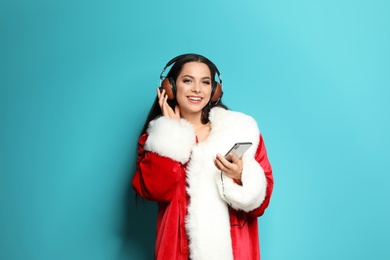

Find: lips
<box><xmin>187</xmin><ymin>96</ymin><xmax>203</xmax><ymax>102</ymax></box>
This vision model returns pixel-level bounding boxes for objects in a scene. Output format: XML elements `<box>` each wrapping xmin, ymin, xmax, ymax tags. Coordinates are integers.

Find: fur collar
<box><xmin>185</xmin><ymin>107</ymin><xmax>260</xmax><ymax>259</ymax></box>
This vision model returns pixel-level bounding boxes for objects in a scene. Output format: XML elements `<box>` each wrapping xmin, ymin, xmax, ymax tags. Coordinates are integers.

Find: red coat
<box><xmin>132</xmin><ymin>107</ymin><xmax>274</xmax><ymax>260</ymax></box>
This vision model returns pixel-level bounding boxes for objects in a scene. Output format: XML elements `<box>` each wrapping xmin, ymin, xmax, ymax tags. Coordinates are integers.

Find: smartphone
<box><xmin>224</xmin><ymin>142</ymin><xmax>253</xmax><ymax>162</ymax></box>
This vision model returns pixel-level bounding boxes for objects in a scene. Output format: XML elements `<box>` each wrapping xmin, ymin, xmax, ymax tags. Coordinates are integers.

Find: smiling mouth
<box><xmin>188</xmin><ymin>96</ymin><xmax>203</xmax><ymax>101</ymax></box>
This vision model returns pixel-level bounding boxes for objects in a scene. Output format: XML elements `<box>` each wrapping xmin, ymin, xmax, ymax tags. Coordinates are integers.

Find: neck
<box><xmin>180</xmin><ymin>111</ymin><xmax>204</xmax><ymax>127</ymax></box>
<box><xmin>180</xmin><ymin>111</ymin><xmax>210</xmax><ymax>142</ymax></box>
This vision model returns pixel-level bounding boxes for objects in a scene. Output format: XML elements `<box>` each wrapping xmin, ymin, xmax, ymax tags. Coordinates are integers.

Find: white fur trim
<box><xmin>216</xmin><ymin>156</ymin><xmax>267</xmax><ymax>212</ymax></box>
<box><xmin>185</xmin><ymin>107</ymin><xmax>267</xmax><ymax>259</ymax></box>
<box><xmin>186</xmin><ymin>142</ymin><xmax>233</xmax><ymax>260</ymax></box>
<box><xmin>144</xmin><ymin>117</ymin><xmax>196</xmax><ymax>164</ymax></box>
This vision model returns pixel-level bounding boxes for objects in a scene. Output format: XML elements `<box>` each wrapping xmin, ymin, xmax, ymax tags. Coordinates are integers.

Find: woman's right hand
<box><xmin>157</xmin><ymin>88</ymin><xmax>181</xmax><ymax>121</ymax></box>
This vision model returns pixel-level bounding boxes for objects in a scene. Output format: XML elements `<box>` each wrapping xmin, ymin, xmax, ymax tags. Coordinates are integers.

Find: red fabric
<box><xmin>229</xmin><ymin>135</ymin><xmax>274</xmax><ymax>259</ymax></box>
<box><xmin>132</xmin><ymin>134</ymin><xmax>274</xmax><ymax>260</ymax></box>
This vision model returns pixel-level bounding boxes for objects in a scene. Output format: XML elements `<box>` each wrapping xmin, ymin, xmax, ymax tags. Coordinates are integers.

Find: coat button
<box><xmin>182</xmin><ymin>246</ymin><xmax>188</xmax><ymax>254</ymax></box>
<box><xmin>178</xmin><ymin>197</ymin><xmax>185</xmax><ymax>203</ymax></box>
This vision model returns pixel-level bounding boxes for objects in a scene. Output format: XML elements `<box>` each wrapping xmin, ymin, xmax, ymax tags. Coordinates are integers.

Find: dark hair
<box><xmin>139</xmin><ymin>54</ymin><xmax>227</xmax><ymax>136</ymax></box>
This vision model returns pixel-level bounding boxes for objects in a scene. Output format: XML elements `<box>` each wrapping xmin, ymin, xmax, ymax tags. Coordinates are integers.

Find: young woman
<box><xmin>132</xmin><ymin>54</ymin><xmax>274</xmax><ymax>260</ymax></box>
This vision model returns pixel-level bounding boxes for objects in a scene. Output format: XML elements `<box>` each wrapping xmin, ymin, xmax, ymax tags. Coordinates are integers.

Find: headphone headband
<box><xmin>160</xmin><ymin>53</ymin><xmax>222</xmax><ymax>85</ymax></box>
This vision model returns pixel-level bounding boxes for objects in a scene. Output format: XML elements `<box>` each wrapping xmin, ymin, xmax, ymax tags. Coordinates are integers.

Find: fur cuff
<box><xmin>215</xmin><ymin>156</ymin><xmax>267</xmax><ymax>212</ymax></box>
<box><xmin>144</xmin><ymin>117</ymin><xmax>196</xmax><ymax>164</ymax></box>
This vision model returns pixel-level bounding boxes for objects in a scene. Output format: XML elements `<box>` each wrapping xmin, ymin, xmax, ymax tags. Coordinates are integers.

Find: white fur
<box><xmin>186</xmin><ymin>141</ymin><xmax>233</xmax><ymax>259</ymax></box>
<box><xmin>145</xmin><ymin>117</ymin><xmax>196</xmax><ymax>164</ymax></box>
<box><xmin>216</xmin><ymin>156</ymin><xmax>267</xmax><ymax>211</ymax></box>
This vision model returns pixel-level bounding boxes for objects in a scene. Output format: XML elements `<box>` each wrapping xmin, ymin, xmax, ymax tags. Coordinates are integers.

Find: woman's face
<box><xmin>175</xmin><ymin>61</ymin><xmax>212</xmax><ymax>117</ymax></box>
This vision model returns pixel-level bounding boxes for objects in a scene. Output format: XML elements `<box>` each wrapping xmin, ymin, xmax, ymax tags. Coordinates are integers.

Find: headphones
<box><xmin>159</xmin><ymin>54</ymin><xmax>223</xmax><ymax>103</ymax></box>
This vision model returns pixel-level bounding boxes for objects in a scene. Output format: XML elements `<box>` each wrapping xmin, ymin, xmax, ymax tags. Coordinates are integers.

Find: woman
<box><xmin>132</xmin><ymin>54</ymin><xmax>274</xmax><ymax>260</ymax></box>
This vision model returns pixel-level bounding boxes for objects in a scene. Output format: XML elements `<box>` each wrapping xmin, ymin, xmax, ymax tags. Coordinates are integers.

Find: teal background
<box><xmin>1</xmin><ymin>0</ymin><xmax>389</xmax><ymax>259</ymax></box>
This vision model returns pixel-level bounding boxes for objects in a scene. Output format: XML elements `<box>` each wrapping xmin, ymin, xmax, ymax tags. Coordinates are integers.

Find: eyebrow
<box><xmin>181</xmin><ymin>75</ymin><xmax>212</xmax><ymax>80</ymax></box>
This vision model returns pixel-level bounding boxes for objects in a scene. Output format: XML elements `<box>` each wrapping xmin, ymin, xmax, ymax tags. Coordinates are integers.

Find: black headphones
<box><xmin>159</xmin><ymin>54</ymin><xmax>223</xmax><ymax>103</ymax></box>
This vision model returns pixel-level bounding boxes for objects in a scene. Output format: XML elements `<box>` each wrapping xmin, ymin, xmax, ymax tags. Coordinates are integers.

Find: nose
<box><xmin>192</xmin><ymin>81</ymin><xmax>201</xmax><ymax>93</ymax></box>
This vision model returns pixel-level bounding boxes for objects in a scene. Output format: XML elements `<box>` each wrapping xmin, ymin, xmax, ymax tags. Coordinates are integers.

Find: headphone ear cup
<box><xmin>211</xmin><ymin>82</ymin><xmax>223</xmax><ymax>102</ymax></box>
<box><xmin>160</xmin><ymin>78</ymin><xmax>175</xmax><ymax>100</ymax></box>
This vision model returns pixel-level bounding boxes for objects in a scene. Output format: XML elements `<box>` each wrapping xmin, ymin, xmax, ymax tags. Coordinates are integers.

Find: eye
<box><xmin>202</xmin><ymin>80</ymin><xmax>211</xmax><ymax>85</ymax></box>
<box><xmin>183</xmin><ymin>78</ymin><xmax>192</xmax><ymax>83</ymax></box>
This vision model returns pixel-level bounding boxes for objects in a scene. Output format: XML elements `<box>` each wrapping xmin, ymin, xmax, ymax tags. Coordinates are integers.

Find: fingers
<box><xmin>215</xmin><ymin>154</ymin><xmax>235</xmax><ymax>175</ymax></box>
<box><xmin>215</xmin><ymin>153</ymin><xmax>230</xmax><ymax>169</ymax></box>
<box><xmin>156</xmin><ymin>88</ymin><xmax>180</xmax><ymax>121</ymax></box>
<box><xmin>157</xmin><ymin>88</ymin><xmax>165</xmax><ymax>107</ymax></box>
<box><xmin>214</xmin><ymin>153</ymin><xmax>243</xmax><ymax>180</ymax></box>
<box><xmin>157</xmin><ymin>88</ymin><xmax>168</xmax><ymax>114</ymax></box>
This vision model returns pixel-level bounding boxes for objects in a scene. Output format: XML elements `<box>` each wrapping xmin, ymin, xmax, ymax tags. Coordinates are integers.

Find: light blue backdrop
<box><xmin>1</xmin><ymin>0</ymin><xmax>389</xmax><ymax>259</ymax></box>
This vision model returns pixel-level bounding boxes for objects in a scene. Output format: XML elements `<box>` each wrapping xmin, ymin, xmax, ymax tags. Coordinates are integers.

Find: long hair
<box><xmin>139</xmin><ymin>54</ymin><xmax>227</xmax><ymax>136</ymax></box>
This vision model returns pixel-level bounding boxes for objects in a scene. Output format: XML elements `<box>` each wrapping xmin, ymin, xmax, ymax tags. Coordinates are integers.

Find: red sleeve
<box><xmin>248</xmin><ymin>134</ymin><xmax>274</xmax><ymax>217</ymax></box>
<box><xmin>132</xmin><ymin>134</ymin><xmax>183</xmax><ymax>202</ymax></box>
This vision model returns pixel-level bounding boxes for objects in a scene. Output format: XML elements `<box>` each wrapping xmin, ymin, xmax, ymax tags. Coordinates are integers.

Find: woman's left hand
<box><xmin>214</xmin><ymin>153</ymin><xmax>243</xmax><ymax>185</ymax></box>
